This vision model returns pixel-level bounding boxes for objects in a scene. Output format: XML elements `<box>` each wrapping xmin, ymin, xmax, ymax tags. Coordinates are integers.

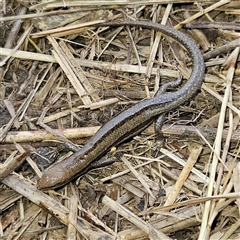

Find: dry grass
<box><xmin>1</xmin><ymin>1</ymin><xmax>240</xmax><ymax>239</ymax></box>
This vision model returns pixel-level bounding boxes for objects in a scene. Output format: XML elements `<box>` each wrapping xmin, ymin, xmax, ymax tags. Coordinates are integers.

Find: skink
<box><xmin>37</xmin><ymin>20</ymin><xmax>205</xmax><ymax>190</ymax></box>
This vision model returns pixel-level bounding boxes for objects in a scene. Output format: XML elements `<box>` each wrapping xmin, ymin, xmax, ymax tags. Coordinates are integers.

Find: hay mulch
<box><xmin>1</xmin><ymin>1</ymin><xmax>240</xmax><ymax>239</ymax></box>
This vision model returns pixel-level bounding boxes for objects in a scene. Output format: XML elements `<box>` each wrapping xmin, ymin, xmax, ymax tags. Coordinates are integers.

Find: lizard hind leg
<box><xmin>154</xmin><ymin>75</ymin><xmax>182</xmax><ymax>146</ymax></box>
<box><xmin>154</xmin><ymin>75</ymin><xmax>182</xmax><ymax>97</ymax></box>
<box><xmin>155</xmin><ymin>114</ymin><xmax>166</xmax><ymax>147</ymax></box>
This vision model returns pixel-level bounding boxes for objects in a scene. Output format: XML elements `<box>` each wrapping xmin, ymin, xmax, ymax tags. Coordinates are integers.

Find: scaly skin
<box><xmin>37</xmin><ymin>21</ymin><xmax>205</xmax><ymax>190</ymax></box>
